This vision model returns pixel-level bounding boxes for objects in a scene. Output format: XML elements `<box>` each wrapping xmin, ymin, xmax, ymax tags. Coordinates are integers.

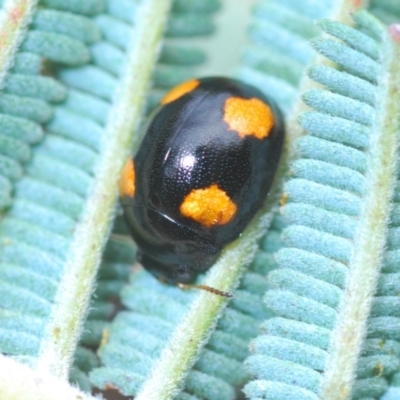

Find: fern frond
<box><xmin>89</xmin><ymin>1</ymin><xmax>348</xmax><ymax>399</ymax></box>
<box><xmin>89</xmin><ymin>1</ymin><xmax>251</xmax><ymax>399</ymax></box>
<box><xmin>3</xmin><ymin>1</ymin><xmax>399</xmax><ymax>399</ymax></box>
<box><xmin>0</xmin><ymin>0</ymin><xmax>96</xmax><ymax>369</ymax></box>
<box><xmin>0</xmin><ymin>0</ymin><xmax>67</xmax><ymax>210</ymax></box>
<box><xmin>235</xmin><ymin>0</ymin><xmax>338</xmax><ymax>114</ymax></box>
<box><xmin>0</xmin><ymin>0</ymin><xmax>171</xmax><ymax>397</ymax></box>
<box><xmin>244</xmin><ymin>9</ymin><xmax>400</xmax><ymax>400</ymax></box>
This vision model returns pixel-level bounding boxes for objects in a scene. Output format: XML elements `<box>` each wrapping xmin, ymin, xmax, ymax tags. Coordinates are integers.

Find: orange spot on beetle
<box><xmin>180</xmin><ymin>184</ymin><xmax>237</xmax><ymax>227</ymax></box>
<box><xmin>223</xmin><ymin>97</ymin><xmax>274</xmax><ymax>139</ymax></box>
<box><xmin>119</xmin><ymin>159</ymin><xmax>136</xmax><ymax>197</ymax></box>
<box><xmin>161</xmin><ymin>79</ymin><xmax>200</xmax><ymax>104</ymax></box>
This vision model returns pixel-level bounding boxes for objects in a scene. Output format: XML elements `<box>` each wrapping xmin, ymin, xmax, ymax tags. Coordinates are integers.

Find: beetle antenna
<box><xmin>177</xmin><ymin>283</ymin><xmax>233</xmax><ymax>298</ymax></box>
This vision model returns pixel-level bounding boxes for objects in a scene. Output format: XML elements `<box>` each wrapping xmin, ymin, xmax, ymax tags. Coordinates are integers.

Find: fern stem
<box><xmin>0</xmin><ymin>355</ymin><xmax>96</xmax><ymax>400</ymax></box>
<box><xmin>320</xmin><ymin>28</ymin><xmax>400</xmax><ymax>400</ymax></box>
<box><xmin>35</xmin><ymin>0</ymin><xmax>172</xmax><ymax>379</ymax></box>
<box><xmin>0</xmin><ymin>0</ymin><xmax>37</xmax><ymax>88</ymax></box>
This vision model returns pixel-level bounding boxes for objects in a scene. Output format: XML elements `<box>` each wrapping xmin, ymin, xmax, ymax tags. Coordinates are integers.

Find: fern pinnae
<box><xmin>0</xmin><ymin>0</ymin><xmax>161</xmax><ymax>391</ymax></box>
<box><xmin>35</xmin><ymin>0</ymin><xmax>172</xmax><ymax>379</ymax></box>
<box><xmin>90</xmin><ymin>2</ymin><xmax>257</xmax><ymax>398</ymax></box>
<box><xmin>307</xmin><ymin>66</ymin><xmax>377</xmax><ymax>107</ymax></box>
<box><xmin>0</xmin><ymin>3</ymin><xmax>94</xmax><ymax>215</ymax></box>
<box><xmin>129</xmin><ymin>213</ymin><xmax>274</xmax><ymax>400</ymax></box>
<box><xmin>320</xmin><ymin>15</ymin><xmax>400</xmax><ymax>400</ymax></box>
<box><xmin>0</xmin><ymin>0</ymin><xmax>37</xmax><ymax>86</ymax></box>
<box><xmin>243</xmin><ymin>10</ymin><xmax>400</xmax><ymax>400</ymax></box>
<box><xmin>235</xmin><ymin>0</ymin><xmax>319</xmax><ymax>113</ymax></box>
<box><xmin>372</xmin><ymin>25</ymin><xmax>400</xmax><ymax>400</ymax></box>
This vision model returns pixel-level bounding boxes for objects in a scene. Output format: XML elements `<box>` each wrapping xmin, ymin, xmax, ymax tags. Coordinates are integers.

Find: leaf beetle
<box><xmin>120</xmin><ymin>77</ymin><xmax>285</xmax><ymax>287</ymax></box>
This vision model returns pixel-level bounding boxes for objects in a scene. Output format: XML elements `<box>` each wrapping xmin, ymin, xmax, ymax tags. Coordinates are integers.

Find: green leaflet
<box><xmin>1</xmin><ymin>1</ymin><xmax>400</xmax><ymax>400</ymax></box>
<box><xmin>244</xmin><ymin>9</ymin><xmax>400</xmax><ymax>400</ymax></box>
<box><xmin>90</xmin><ymin>1</ymin><xmax>340</xmax><ymax>399</ymax></box>
<box><xmin>0</xmin><ymin>0</ymin><xmax>169</xmax><ymax>396</ymax></box>
<box><xmin>235</xmin><ymin>0</ymin><xmax>337</xmax><ymax>115</ymax></box>
<box><xmin>0</xmin><ymin>0</ymin><xmax>225</xmax><ymax>396</ymax></box>
<box><xmin>0</xmin><ymin>0</ymin><xmax>99</xmax><ymax>366</ymax></box>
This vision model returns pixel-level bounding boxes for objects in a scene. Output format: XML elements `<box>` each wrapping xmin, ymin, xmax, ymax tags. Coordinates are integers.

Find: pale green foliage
<box><xmin>0</xmin><ymin>1</ymin><xmax>400</xmax><ymax>400</ymax></box>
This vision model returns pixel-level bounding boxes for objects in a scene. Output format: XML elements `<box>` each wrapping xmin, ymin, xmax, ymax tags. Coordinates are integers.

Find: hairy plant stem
<box><xmin>35</xmin><ymin>0</ymin><xmax>172</xmax><ymax>379</ymax></box>
<box><xmin>320</xmin><ymin>26</ymin><xmax>400</xmax><ymax>400</ymax></box>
